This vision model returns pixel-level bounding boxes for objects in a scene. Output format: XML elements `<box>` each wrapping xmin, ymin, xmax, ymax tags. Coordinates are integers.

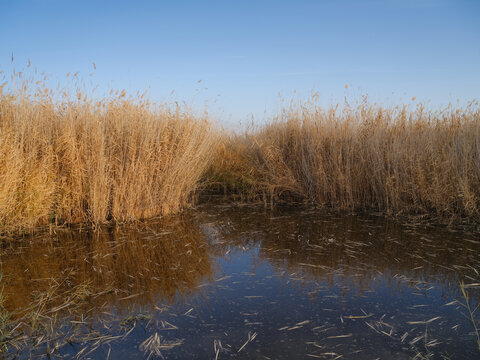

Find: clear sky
<box><xmin>1</xmin><ymin>0</ymin><xmax>479</xmax><ymax>125</ymax></box>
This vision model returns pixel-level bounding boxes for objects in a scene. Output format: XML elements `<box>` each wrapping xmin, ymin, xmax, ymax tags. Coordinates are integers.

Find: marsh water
<box><xmin>1</xmin><ymin>205</ymin><xmax>480</xmax><ymax>359</ymax></box>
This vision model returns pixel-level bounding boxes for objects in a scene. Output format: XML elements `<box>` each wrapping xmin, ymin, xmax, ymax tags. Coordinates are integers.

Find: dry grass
<box><xmin>1</xmin><ymin>67</ymin><xmax>480</xmax><ymax>232</ymax></box>
<box><xmin>0</xmin><ymin>73</ymin><xmax>216</xmax><ymax>233</ymax></box>
<box><xmin>209</xmin><ymin>99</ymin><xmax>480</xmax><ymax>223</ymax></box>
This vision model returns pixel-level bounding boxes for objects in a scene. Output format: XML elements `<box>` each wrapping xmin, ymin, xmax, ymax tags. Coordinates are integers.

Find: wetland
<box><xmin>1</xmin><ymin>204</ymin><xmax>480</xmax><ymax>359</ymax></box>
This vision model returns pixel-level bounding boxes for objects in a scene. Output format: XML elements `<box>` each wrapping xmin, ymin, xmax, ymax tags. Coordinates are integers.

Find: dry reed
<box><xmin>209</xmin><ymin>99</ymin><xmax>480</xmax><ymax>223</ymax></box>
<box><xmin>0</xmin><ymin>73</ymin><xmax>216</xmax><ymax>233</ymax></box>
<box><xmin>1</xmin><ymin>68</ymin><xmax>480</xmax><ymax>232</ymax></box>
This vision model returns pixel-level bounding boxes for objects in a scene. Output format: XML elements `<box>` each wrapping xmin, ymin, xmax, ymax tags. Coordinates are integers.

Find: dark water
<box><xmin>1</xmin><ymin>205</ymin><xmax>480</xmax><ymax>359</ymax></box>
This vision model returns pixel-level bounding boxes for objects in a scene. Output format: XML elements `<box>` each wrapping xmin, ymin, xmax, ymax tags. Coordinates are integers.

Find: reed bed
<box><xmin>0</xmin><ymin>75</ymin><xmax>216</xmax><ymax>233</ymax></box>
<box><xmin>209</xmin><ymin>100</ymin><xmax>480</xmax><ymax>223</ymax></box>
<box><xmin>1</xmin><ymin>69</ymin><xmax>479</xmax><ymax>233</ymax></box>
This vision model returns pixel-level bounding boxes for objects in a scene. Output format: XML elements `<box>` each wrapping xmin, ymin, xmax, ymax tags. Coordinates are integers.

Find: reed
<box><xmin>0</xmin><ymin>74</ymin><xmax>216</xmax><ymax>233</ymax></box>
<box><xmin>1</xmin><ymin>68</ymin><xmax>479</xmax><ymax>232</ymax></box>
<box><xmin>209</xmin><ymin>99</ymin><xmax>480</xmax><ymax>223</ymax></box>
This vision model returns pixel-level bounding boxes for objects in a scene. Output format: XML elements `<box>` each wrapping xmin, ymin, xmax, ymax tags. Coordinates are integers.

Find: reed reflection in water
<box><xmin>1</xmin><ymin>205</ymin><xmax>479</xmax><ymax>359</ymax></box>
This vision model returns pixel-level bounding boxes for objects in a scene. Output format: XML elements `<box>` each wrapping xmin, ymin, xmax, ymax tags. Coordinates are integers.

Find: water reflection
<box><xmin>207</xmin><ymin>207</ymin><xmax>480</xmax><ymax>299</ymax></box>
<box><xmin>1</xmin><ymin>205</ymin><xmax>479</xmax><ymax>359</ymax></box>
<box><xmin>1</xmin><ymin>215</ymin><xmax>213</xmax><ymax>315</ymax></box>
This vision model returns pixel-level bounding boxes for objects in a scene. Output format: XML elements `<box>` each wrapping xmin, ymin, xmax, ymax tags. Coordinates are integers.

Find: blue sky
<box><xmin>1</xmin><ymin>0</ymin><xmax>479</xmax><ymax>125</ymax></box>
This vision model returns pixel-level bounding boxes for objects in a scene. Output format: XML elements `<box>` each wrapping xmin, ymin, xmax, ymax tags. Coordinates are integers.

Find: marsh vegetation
<box><xmin>1</xmin><ymin>72</ymin><xmax>479</xmax><ymax>234</ymax></box>
<box><xmin>1</xmin><ymin>70</ymin><xmax>480</xmax><ymax>358</ymax></box>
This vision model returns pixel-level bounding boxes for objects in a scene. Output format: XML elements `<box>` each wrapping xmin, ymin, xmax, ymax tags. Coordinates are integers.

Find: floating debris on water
<box><xmin>1</xmin><ymin>205</ymin><xmax>479</xmax><ymax>358</ymax></box>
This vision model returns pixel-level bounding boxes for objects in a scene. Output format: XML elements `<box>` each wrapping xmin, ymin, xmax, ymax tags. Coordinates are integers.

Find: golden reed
<box><xmin>1</xmin><ymin>70</ymin><xmax>479</xmax><ymax>232</ymax></box>
<box><xmin>0</xmin><ymin>73</ymin><xmax>216</xmax><ymax>232</ymax></box>
<box><xmin>209</xmin><ymin>99</ymin><xmax>480</xmax><ymax>223</ymax></box>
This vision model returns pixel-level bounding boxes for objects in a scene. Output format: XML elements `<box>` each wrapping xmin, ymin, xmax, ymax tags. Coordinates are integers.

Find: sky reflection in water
<box><xmin>1</xmin><ymin>205</ymin><xmax>480</xmax><ymax>359</ymax></box>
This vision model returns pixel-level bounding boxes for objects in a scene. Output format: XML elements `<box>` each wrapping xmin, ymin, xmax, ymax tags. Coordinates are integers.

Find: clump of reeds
<box><xmin>0</xmin><ymin>70</ymin><xmax>216</xmax><ymax>233</ymax></box>
<box><xmin>209</xmin><ymin>98</ymin><xmax>480</xmax><ymax>223</ymax></box>
<box><xmin>2</xmin><ymin>65</ymin><xmax>479</xmax><ymax>231</ymax></box>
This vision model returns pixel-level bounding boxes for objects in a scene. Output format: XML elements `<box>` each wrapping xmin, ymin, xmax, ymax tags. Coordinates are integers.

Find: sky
<box><xmin>1</xmin><ymin>0</ymin><xmax>479</xmax><ymax>125</ymax></box>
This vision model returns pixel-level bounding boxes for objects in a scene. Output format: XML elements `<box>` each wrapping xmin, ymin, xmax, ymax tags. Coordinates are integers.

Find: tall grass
<box><xmin>0</xmin><ymin>74</ymin><xmax>216</xmax><ymax>233</ymax></box>
<box><xmin>1</xmin><ymin>68</ymin><xmax>479</xmax><ymax>232</ymax></box>
<box><xmin>209</xmin><ymin>99</ymin><xmax>480</xmax><ymax>222</ymax></box>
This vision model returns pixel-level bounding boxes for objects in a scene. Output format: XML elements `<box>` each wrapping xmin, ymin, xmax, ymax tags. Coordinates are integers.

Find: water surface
<box><xmin>1</xmin><ymin>205</ymin><xmax>480</xmax><ymax>359</ymax></box>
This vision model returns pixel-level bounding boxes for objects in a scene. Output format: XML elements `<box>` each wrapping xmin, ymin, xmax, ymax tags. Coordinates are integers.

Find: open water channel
<box><xmin>1</xmin><ymin>204</ymin><xmax>479</xmax><ymax>359</ymax></box>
